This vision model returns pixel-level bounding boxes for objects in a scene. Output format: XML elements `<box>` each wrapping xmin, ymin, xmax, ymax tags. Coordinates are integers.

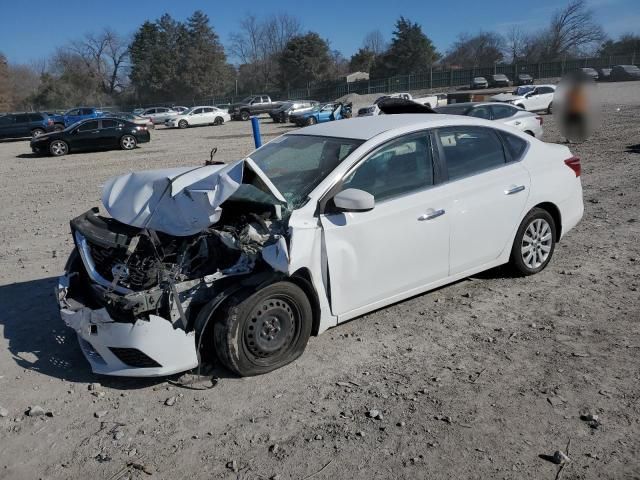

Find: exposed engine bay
<box><xmin>57</xmin><ymin>159</ymin><xmax>295</xmax><ymax>376</ymax></box>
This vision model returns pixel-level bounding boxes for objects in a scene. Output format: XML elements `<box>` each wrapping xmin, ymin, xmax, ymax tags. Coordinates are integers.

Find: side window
<box><xmin>500</xmin><ymin>132</ymin><xmax>528</xmax><ymax>162</ymax></box>
<box><xmin>144</xmin><ymin>109</ymin><xmax>156</xmax><ymax>115</ymax></box>
<box><xmin>437</xmin><ymin>127</ymin><xmax>506</xmax><ymax>180</ymax></box>
<box><xmin>67</xmin><ymin>109</ymin><xmax>81</xmax><ymax>116</ymax></box>
<box><xmin>81</xmin><ymin>108</ymin><xmax>94</xmax><ymax>115</ymax></box>
<box><xmin>491</xmin><ymin>105</ymin><xmax>516</xmax><ymax>120</ymax></box>
<box><xmin>342</xmin><ymin>133</ymin><xmax>433</xmax><ymax>202</ymax></box>
<box><xmin>0</xmin><ymin>115</ymin><xmax>15</xmax><ymax>125</ymax></box>
<box><xmin>78</xmin><ymin>120</ymin><xmax>99</xmax><ymax>132</ymax></box>
<box><xmin>203</xmin><ymin>107</ymin><xmax>214</xmax><ymax>113</ymax></box>
<box><xmin>538</xmin><ymin>87</ymin><xmax>554</xmax><ymax>95</ymax></box>
<box><xmin>468</xmin><ymin>106</ymin><xmax>491</xmax><ymax>119</ymax></box>
<box><xmin>101</xmin><ymin>119</ymin><xmax>118</xmax><ymax>129</ymax></box>
<box><xmin>29</xmin><ymin>114</ymin><xmax>43</xmax><ymax>122</ymax></box>
<box><xmin>192</xmin><ymin>108</ymin><xmax>204</xmax><ymax>114</ymax></box>
<box><xmin>15</xmin><ymin>114</ymin><xmax>31</xmax><ymax>123</ymax></box>
<box><xmin>261</xmin><ymin>96</ymin><xmax>270</xmax><ymax>103</ymax></box>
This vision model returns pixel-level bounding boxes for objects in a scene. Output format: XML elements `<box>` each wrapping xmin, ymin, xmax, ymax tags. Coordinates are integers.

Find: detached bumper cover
<box><xmin>57</xmin><ymin>274</ymin><xmax>198</xmax><ymax>377</ymax></box>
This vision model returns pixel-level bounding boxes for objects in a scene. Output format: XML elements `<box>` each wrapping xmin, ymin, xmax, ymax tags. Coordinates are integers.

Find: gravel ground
<box><xmin>0</xmin><ymin>81</ymin><xmax>639</xmax><ymax>480</ymax></box>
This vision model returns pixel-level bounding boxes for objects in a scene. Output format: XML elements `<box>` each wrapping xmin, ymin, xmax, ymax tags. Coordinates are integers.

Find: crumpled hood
<box><xmin>491</xmin><ymin>93</ymin><xmax>522</xmax><ymax>102</ymax></box>
<box><xmin>101</xmin><ymin>158</ymin><xmax>285</xmax><ymax>236</ymax></box>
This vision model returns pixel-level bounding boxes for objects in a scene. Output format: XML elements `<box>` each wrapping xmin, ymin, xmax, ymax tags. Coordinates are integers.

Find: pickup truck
<box><xmin>227</xmin><ymin>95</ymin><xmax>285</xmax><ymax>121</ymax></box>
<box><xmin>50</xmin><ymin>107</ymin><xmax>105</xmax><ymax>129</ymax></box>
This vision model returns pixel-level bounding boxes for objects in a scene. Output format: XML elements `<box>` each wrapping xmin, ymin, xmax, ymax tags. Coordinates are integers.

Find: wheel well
<box><xmin>290</xmin><ymin>268</ymin><xmax>321</xmax><ymax>336</ymax></box>
<box><xmin>524</xmin><ymin>130</ymin><xmax>535</xmax><ymax>137</ymax></box>
<box><xmin>533</xmin><ymin>202</ymin><xmax>562</xmax><ymax>241</ymax></box>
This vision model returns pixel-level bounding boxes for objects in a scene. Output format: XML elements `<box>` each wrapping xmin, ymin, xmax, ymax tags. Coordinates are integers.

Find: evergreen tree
<box><xmin>349</xmin><ymin>48</ymin><xmax>376</xmax><ymax>73</ymax></box>
<box><xmin>278</xmin><ymin>33</ymin><xmax>331</xmax><ymax>89</ymax></box>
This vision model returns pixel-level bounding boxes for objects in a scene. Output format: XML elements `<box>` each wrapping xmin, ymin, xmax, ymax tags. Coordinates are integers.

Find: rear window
<box><xmin>101</xmin><ymin>119</ymin><xmax>119</xmax><ymax>128</ymax></box>
<box><xmin>500</xmin><ymin>131</ymin><xmax>528</xmax><ymax>161</ymax></box>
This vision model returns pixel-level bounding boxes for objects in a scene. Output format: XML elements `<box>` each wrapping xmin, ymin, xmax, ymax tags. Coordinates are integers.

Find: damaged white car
<box><xmin>57</xmin><ymin>115</ymin><xmax>583</xmax><ymax>377</ymax></box>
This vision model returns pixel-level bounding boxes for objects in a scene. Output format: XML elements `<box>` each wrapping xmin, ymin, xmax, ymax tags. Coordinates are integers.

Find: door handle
<box><xmin>505</xmin><ymin>185</ymin><xmax>525</xmax><ymax>195</ymax></box>
<box><xmin>418</xmin><ymin>209</ymin><xmax>445</xmax><ymax>221</ymax></box>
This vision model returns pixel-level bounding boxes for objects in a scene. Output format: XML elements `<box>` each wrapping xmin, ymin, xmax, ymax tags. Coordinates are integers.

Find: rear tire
<box><xmin>547</xmin><ymin>102</ymin><xmax>553</xmax><ymax>114</ymax></box>
<box><xmin>49</xmin><ymin>140</ymin><xmax>68</xmax><ymax>156</ymax></box>
<box><xmin>213</xmin><ymin>282</ymin><xmax>312</xmax><ymax>376</ymax></box>
<box><xmin>240</xmin><ymin>110</ymin><xmax>250</xmax><ymax>121</ymax></box>
<box><xmin>213</xmin><ymin>116</ymin><xmax>223</xmax><ymax>126</ymax></box>
<box><xmin>120</xmin><ymin>135</ymin><xmax>137</xmax><ymax>150</ymax></box>
<box><xmin>509</xmin><ymin>208</ymin><xmax>556</xmax><ymax>276</ymax></box>
<box><xmin>524</xmin><ymin>130</ymin><xmax>535</xmax><ymax>137</ymax></box>
<box><xmin>31</xmin><ymin>128</ymin><xmax>45</xmax><ymax>138</ymax></box>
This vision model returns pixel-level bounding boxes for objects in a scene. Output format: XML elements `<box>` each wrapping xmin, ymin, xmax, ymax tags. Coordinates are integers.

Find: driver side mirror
<box><xmin>333</xmin><ymin>188</ymin><xmax>375</xmax><ymax>212</ymax></box>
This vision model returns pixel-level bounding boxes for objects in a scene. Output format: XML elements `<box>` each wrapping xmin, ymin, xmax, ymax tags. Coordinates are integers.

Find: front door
<box><xmin>320</xmin><ymin>131</ymin><xmax>450</xmax><ymax>318</ymax></box>
<box><xmin>434</xmin><ymin>126</ymin><xmax>531</xmax><ymax>274</ymax></box>
<box><xmin>71</xmin><ymin>120</ymin><xmax>100</xmax><ymax>150</ymax></box>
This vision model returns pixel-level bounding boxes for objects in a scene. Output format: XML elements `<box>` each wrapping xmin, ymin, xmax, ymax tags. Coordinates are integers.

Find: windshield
<box><xmin>248</xmin><ymin>135</ymin><xmax>363</xmax><ymax>207</ymax></box>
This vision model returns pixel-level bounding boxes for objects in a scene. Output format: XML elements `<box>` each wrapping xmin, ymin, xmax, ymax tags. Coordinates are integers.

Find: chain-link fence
<box><xmin>102</xmin><ymin>52</ymin><xmax>638</xmax><ymax>112</ymax></box>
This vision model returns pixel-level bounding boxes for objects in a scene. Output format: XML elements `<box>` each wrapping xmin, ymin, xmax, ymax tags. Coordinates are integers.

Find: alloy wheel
<box><xmin>50</xmin><ymin>140</ymin><xmax>68</xmax><ymax>156</ymax></box>
<box><xmin>521</xmin><ymin>218</ymin><xmax>552</xmax><ymax>269</ymax></box>
<box><xmin>121</xmin><ymin>135</ymin><xmax>136</xmax><ymax>150</ymax></box>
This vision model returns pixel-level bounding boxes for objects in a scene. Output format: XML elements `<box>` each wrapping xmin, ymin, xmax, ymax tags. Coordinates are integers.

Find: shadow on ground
<box><xmin>626</xmin><ymin>144</ymin><xmax>640</xmax><ymax>154</ymax></box>
<box><xmin>0</xmin><ymin>276</ymin><xmax>238</xmax><ymax>389</ymax></box>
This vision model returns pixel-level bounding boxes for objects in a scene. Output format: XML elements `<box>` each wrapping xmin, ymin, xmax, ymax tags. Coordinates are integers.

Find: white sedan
<box><xmin>57</xmin><ymin>115</ymin><xmax>583</xmax><ymax>377</ymax></box>
<box><xmin>165</xmin><ymin>106</ymin><xmax>231</xmax><ymax>128</ymax></box>
<box><xmin>492</xmin><ymin>85</ymin><xmax>557</xmax><ymax>113</ymax></box>
<box><xmin>435</xmin><ymin>102</ymin><xmax>544</xmax><ymax>138</ymax></box>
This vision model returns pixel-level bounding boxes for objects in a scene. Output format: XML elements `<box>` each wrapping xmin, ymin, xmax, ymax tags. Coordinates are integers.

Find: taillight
<box><xmin>47</xmin><ymin>119</ymin><xmax>53</xmax><ymax>125</ymax></box>
<box><xmin>564</xmin><ymin>156</ymin><xmax>581</xmax><ymax>177</ymax></box>
<box><xmin>536</xmin><ymin>116</ymin><xmax>543</xmax><ymax>125</ymax></box>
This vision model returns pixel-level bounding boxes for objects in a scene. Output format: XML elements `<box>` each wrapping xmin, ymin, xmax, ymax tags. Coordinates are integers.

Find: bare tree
<box><xmin>505</xmin><ymin>25</ymin><xmax>526</xmax><ymax>63</ymax></box>
<box><xmin>544</xmin><ymin>0</ymin><xmax>605</xmax><ymax>59</ymax></box>
<box><xmin>229</xmin><ymin>13</ymin><xmax>301</xmax><ymax>91</ymax></box>
<box><xmin>0</xmin><ymin>53</ymin><xmax>10</xmax><ymax>111</ymax></box>
<box><xmin>363</xmin><ymin>30</ymin><xmax>386</xmax><ymax>55</ymax></box>
<box><xmin>444</xmin><ymin>32</ymin><xmax>505</xmax><ymax>67</ymax></box>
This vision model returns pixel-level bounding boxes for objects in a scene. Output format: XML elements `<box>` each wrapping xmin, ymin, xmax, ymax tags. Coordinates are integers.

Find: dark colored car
<box><xmin>596</xmin><ymin>67</ymin><xmax>612</xmax><ymax>81</ymax></box>
<box><xmin>579</xmin><ymin>68</ymin><xmax>599</xmax><ymax>81</ymax></box>
<box><xmin>610</xmin><ymin>65</ymin><xmax>640</xmax><ymax>81</ymax></box>
<box><xmin>0</xmin><ymin>112</ymin><xmax>56</xmax><ymax>140</ymax></box>
<box><xmin>49</xmin><ymin>107</ymin><xmax>105</xmax><ymax>129</ymax></box>
<box><xmin>515</xmin><ymin>73</ymin><xmax>534</xmax><ymax>85</ymax></box>
<box><xmin>30</xmin><ymin>117</ymin><xmax>150</xmax><ymax>157</ymax></box>
<box><xmin>489</xmin><ymin>74</ymin><xmax>511</xmax><ymax>87</ymax></box>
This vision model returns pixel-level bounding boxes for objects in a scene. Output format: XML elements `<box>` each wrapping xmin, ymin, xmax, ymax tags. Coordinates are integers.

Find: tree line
<box><xmin>0</xmin><ymin>0</ymin><xmax>638</xmax><ymax>111</ymax></box>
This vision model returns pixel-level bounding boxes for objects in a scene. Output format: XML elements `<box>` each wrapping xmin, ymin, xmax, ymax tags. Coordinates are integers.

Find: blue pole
<box><xmin>251</xmin><ymin>116</ymin><xmax>262</xmax><ymax>148</ymax></box>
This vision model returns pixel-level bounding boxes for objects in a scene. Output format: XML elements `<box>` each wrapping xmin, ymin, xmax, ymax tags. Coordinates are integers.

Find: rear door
<box><xmin>98</xmin><ymin>119</ymin><xmax>123</xmax><ymax>147</ymax></box>
<box><xmin>490</xmin><ymin>104</ymin><xmax>522</xmax><ymax>130</ymax></box>
<box><xmin>0</xmin><ymin>115</ymin><xmax>17</xmax><ymax>139</ymax></box>
<box><xmin>435</xmin><ymin>126</ymin><xmax>531</xmax><ymax>274</ymax></box>
<box><xmin>320</xmin><ymin>131</ymin><xmax>450</xmax><ymax>318</ymax></box>
<box><xmin>14</xmin><ymin>114</ymin><xmax>32</xmax><ymax>137</ymax></box>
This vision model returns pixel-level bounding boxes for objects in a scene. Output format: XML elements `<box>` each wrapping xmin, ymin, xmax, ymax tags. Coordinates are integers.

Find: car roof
<box><xmin>287</xmin><ymin>114</ymin><xmax>509</xmax><ymax>140</ymax></box>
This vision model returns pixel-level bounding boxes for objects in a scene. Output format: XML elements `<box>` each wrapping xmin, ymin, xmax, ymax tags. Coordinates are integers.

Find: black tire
<box><xmin>213</xmin><ymin>116</ymin><xmax>223</xmax><ymax>126</ymax></box>
<box><xmin>240</xmin><ymin>110</ymin><xmax>250</xmax><ymax>121</ymax></box>
<box><xmin>547</xmin><ymin>102</ymin><xmax>553</xmax><ymax>114</ymax></box>
<box><xmin>31</xmin><ymin>128</ymin><xmax>45</xmax><ymax>138</ymax></box>
<box><xmin>509</xmin><ymin>207</ymin><xmax>557</xmax><ymax>276</ymax></box>
<box><xmin>525</xmin><ymin>130</ymin><xmax>535</xmax><ymax>137</ymax></box>
<box><xmin>213</xmin><ymin>282</ymin><xmax>312</xmax><ymax>376</ymax></box>
<box><xmin>49</xmin><ymin>140</ymin><xmax>68</xmax><ymax>156</ymax></box>
<box><xmin>120</xmin><ymin>134</ymin><xmax>137</xmax><ymax>150</ymax></box>
<box><xmin>178</xmin><ymin>120</ymin><xmax>188</xmax><ymax>129</ymax></box>
<box><xmin>306</xmin><ymin>116</ymin><xmax>317</xmax><ymax>126</ymax></box>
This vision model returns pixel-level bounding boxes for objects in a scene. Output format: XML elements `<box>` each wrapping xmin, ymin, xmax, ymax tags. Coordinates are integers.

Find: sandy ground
<box><xmin>0</xmin><ymin>82</ymin><xmax>639</xmax><ymax>480</ymax></box>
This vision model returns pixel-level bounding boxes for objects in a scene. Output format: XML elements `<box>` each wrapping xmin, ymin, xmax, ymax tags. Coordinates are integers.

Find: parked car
<box><xmin>470</xmin><ymin>77</ymin><xmax>488</xmax><ymax>89</ymax></box>
<box><xmin>435</xmin><ymin>102</ymin><xmax>544</xmax><ymax>138</ymax></box>
<box><xmin>579</xmin><ymin>68</ymin><xmax>599</xmax><ymax>81</ymax></box>
<box><xmin>30</xmin><ymin>117</ymin><xmax>150</xmax><ymax>156</ymax></box>
<box><xmin>292</xmin><ymin>103</ymin><xmax>349</xmax><ymax>126</ymax></box>
<box><xmin>112</xmin><ymin>112</ymin><xmax>155</xmax><ymax>129</ymax></box>
<box><xmin>0</xmin><ymin>112</ymin><xmax>56</xmax><ymax>140</ymax></box>
<box><xmin>610</xmin><ymin>64</ymin><xmax>640</xmax><ymax>81</ymax></box>
<box><xmin>56</xmin><ymin>114</ymin><xmax>583</xmax><ymax>377</ymax></box>
<box><xmin>171</xmin><ymin>106</ymin><xmax>189</xmax><ymax>114</ymax></box>
<box><xmin>227</xmin><ymin>95</ymin><xmax>285</xmax><ymax>121</ymax></box>
<box><xmin>50</xmin><ymin>107</ymin><xmax>105</xmax><ymax>129</ymax></box>
<box><xmin>515</xmin><ymin>73</ymin><xmax>534</xmax><ymax>85</ymax></box>
<box><xmin>489</xmin><ymin>74</ymin><xmax>511</xmax><ymax>87</ymax></box>
<box><xmin>215</xmin><ymin>104</ymin><xmax>231</xmax><ymax>113</ymax></box>
<box><xmin>164</xmin><ymin>106</ymin><xmax>231</xmax><ymax>129</ymax></box>
<box><xmin>139</xmin><ymin>107</ymin><xmax>180</xmax><ymax>125</ymax></box>
<box><xmin>270</xmin><ymin>101</ymin><xmax>318</xmax><ymax>123</ymax></box>
<box><xmin>596</xmin><ymin>67</ymin><xmax>612</xmax><ymax>81</ymax></box>
<box><xmin>358</xmin><ymin>93</ymin><xmax>427</xmax><ymax>117</ymax></box>
<box><xmin>491</xmin><ymin>85</ymin><xmax>556</xmax><ymax>113</ymax></box>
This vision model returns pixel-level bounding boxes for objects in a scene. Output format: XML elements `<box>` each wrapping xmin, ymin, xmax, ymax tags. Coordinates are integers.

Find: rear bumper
<box><xmin>57</xmin><ymin>272</ymin><xmax>198</xmax><ymax>377</ymax></box>
<box><xmin>558</xmin><ymin>181</ymin><xmax>584</xmax><ymax>240</ymax></box>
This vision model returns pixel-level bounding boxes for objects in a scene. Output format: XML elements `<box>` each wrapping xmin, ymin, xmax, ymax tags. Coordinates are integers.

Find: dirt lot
<box><xmin>1</xmin><ymin>82</ymin><xmax>639</xmax><ymax>480</ymax></box>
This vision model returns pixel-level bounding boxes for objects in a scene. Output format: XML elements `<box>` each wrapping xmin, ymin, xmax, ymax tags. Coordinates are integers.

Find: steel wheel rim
<box><xmin>51</xmin><ymin>141</ymin><xmax>66</xmax><ymax>155</ymax></box>
<box><xmin>521</xmin><ymin>218</ymin><xmax>552</xmax><ymax>269</ymax></box>
<box><xmin>122</xmin><ymin>136</ymin><xmax>135</xmax><ymax>149</ymax></box>
<box><xmin>243</xmin><ymin>295</ymin><xmax>299</xmax><ymax>363</ymax></box>
<box><xmin>33</xmin><ymin>130</ymin><xmax>43</xmax><ymax>137</ymax></box>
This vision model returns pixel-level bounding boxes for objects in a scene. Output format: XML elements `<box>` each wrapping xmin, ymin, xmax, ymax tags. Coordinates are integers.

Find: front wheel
<box><xmin>49</xmin><ymin>140</ymin><xmax>68</xmax><ymax>156</ymax></box>
<box><xmin>509</xmin><ymin>208</ymin><xmax>556</xmax><ymax>276</ymax></box>
<box><xmin>178</xmin><ymin>120</ymin><xmax>188</xmax><ymax>129</ymax></box>
<box><xmin>213</xmin><ymin>282</ymin><xmax>312</xmax><ymax>376</ymax></box>
<box><xmin>306</xmin><ymin>116</ymin><xmax>317</xmax><ymax>126</ymax></box>
<box><xmin>120</xmin><ymin>135</ymin><xmax>137</xmax><ymax>150</ymax></box>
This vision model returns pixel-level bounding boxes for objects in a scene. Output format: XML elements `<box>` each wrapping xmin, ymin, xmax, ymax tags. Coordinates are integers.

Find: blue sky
<box><xmin>1</xmin><ymin>0</ymin><xmax>638</xmax><ymax>64</ymax></box>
